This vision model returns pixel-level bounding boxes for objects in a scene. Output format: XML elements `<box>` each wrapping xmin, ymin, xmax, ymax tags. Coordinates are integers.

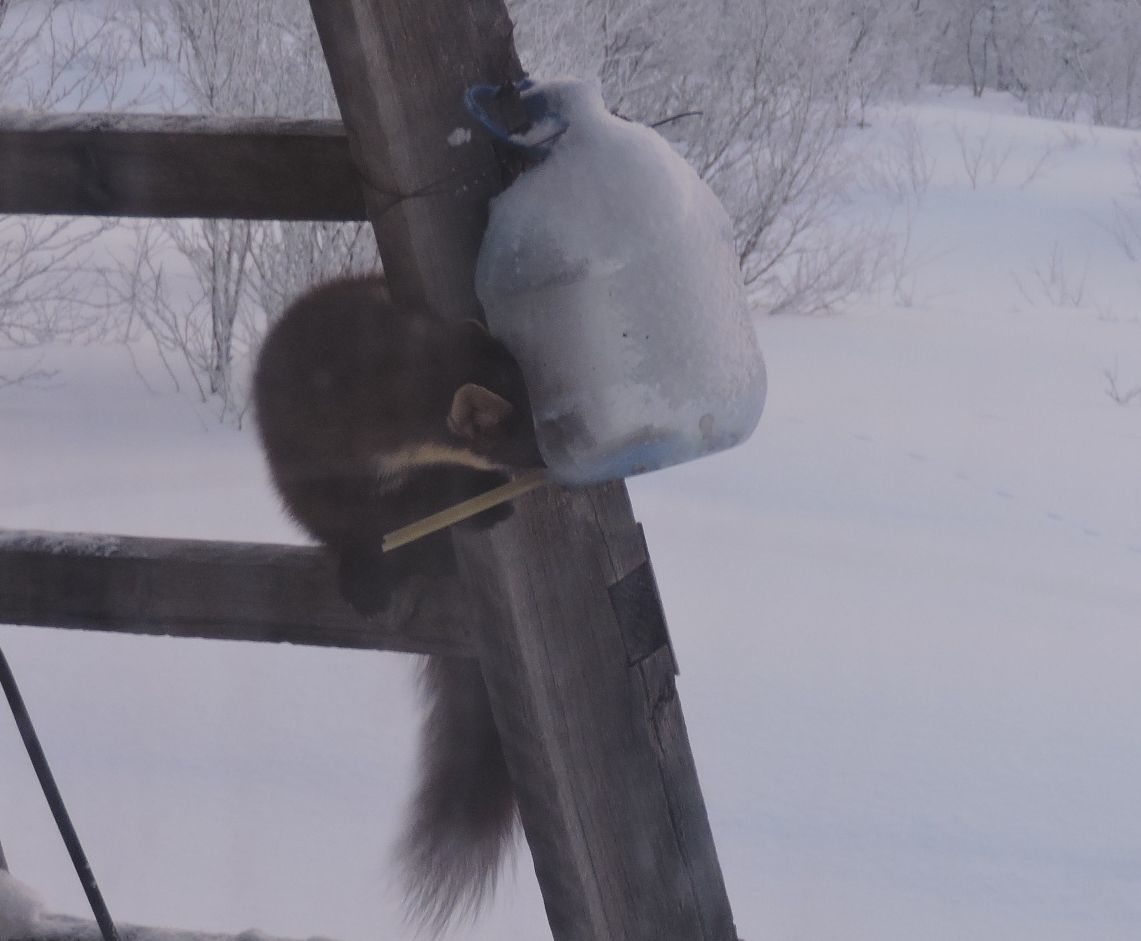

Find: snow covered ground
<box><xmin>2</xmin><ymin>89</ymin><xmax>1140</xmax><ymax>940</ymax></box>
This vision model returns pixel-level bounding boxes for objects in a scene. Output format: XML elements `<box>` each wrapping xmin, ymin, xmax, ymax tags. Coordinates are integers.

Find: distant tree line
<box><xmin>911</xmin><ymin>0</ymin><xmax>1141</xmax><ymax>127</ymax></box>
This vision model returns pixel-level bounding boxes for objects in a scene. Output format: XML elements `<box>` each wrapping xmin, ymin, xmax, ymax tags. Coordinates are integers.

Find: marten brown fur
<box><xmin>252</xmin><ymin>274</ymin><xmax>542</xmax><ymax>931</ymax></box>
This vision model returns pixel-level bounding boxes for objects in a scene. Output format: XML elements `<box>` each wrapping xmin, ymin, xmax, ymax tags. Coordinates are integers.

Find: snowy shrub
<box><xmin>510</xmin><ymin>0</ymin><xmax>909</xmax><ymax>314</ymax></box>
<box><xmin>0</xmin><ymin>0</ymin><xmax>147</xmax><ymax>385</ymax></box>
<box><xmin>107</xmin><ymin>0</ymin><xmax>379</xmax><ymax>421</ymax></box>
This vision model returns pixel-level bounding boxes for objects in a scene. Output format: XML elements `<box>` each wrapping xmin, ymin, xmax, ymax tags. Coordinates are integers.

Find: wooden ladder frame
<box><xmin>0</xmin><ymin>2</ymin><xmax>739</xmax><ymax>938</ymax></box>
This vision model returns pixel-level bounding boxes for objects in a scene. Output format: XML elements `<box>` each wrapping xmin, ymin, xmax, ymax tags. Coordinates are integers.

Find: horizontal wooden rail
<box><xmin>0</xmin><ymin>529</ymin><xmax>471</xmax><ymax>656</ymax></box>
<box><xmin>0</xmin><ymin>111</ymin><xmax>367</xmax><ymax>220</ymax></box>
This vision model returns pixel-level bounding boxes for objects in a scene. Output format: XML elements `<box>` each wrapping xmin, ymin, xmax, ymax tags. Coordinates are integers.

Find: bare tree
<box><xmin>1073</xmin><ymin>1</ymin><xmax>1141</xmax><ymax>129</ymax></box>
<box><xmin>0</xmin><ymin>0</ymin><xmax>150</xmax><ymax>386</ymax></box>
<box><xmin>250</xmin><ymin>221</ymin><xmax>379</xmax><ymax>331</ymax></box>
<box><xmin>111</xmin><ymin>0</ymin><xmax>378</xmax><ymax>420</ymax></box>
<box><xmin>0</xmin><ymin>217</ymin><xmax>104</xmax><ymax>365</ymax></box>
<box><xmin>1103</xmin><ymin>361</ymin><xmax>1141</xmax><ymax>407</ymax></box>
<box><xmin>838</xmin><ymin>0</ymin><xmax>928</xmax><ymax>126</ymax></box>
<box><xmin>688</xmin><ymin>6</ymin><xmax>857</xmax><ymax>308</ymax></box>
<box><xmin>1</xmin><ymin>0</ymin><xmax>151</xmax><ymax>112</ymax></box>
<box><xmin>918</xmin><ymin>0</ymin><xmax>1141</xmax><ymax>130</ymax></box>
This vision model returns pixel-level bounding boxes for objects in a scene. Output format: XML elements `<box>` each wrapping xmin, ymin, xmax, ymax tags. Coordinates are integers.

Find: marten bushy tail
<box><xmin>398</xmin><ymin>655</ymin><xmax>516</xmax><ymax>932</ymax></box>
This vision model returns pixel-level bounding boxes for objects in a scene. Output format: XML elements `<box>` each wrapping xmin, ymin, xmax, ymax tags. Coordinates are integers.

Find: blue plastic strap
<box><xmin>464</xmin><ymin>79</ymin><xmax>567</xmax><ymax>156</ymax></box>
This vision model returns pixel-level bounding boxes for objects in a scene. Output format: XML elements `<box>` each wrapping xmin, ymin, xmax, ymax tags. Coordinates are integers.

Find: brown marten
<box><xmin>253</xmin><ymin>274</ymin><xmax>543</xmax><ymax>931</ymax></box>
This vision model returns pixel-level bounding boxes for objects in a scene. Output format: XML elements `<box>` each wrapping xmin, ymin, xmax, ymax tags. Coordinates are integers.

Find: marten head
<box><xmin>442</xmin><ymin>319</ymin><xmax>544</xmax><ymax>474</ymax></box>
<box><xmin>253</xmin><ymin>276</ymin><xmax>543</xmax><ymax>503</ymax></box>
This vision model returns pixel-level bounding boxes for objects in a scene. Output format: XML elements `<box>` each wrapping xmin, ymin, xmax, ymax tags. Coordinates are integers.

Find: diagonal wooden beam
<box><xmin>309</xmin><ymin>1</ymin><xmax>739</xmax><ymax>937</ymax></box>
<box><xmin>307</xmin><ymin>0</ymin><xmax>519</xmax><ymax>318</ymax></box>
<box><xmin>0</xmin><ymin>529</ymin><xmax>472</xmax><ymax>656</ymax></box>
<box><xmin>0</xmin><ymin>112</ymin><xmax>367</xmax><ymax>220</ymax></box>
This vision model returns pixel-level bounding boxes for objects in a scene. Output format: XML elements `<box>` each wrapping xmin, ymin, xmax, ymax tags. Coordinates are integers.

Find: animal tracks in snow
<box><xmin>841</xmin><ymin>426</ymin><xmax>1137</xmax><ymax>557</ymax></box>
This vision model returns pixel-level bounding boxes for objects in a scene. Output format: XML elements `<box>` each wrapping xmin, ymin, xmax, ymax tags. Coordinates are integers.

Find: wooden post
<box><xmin>308</xmin><ymin>1</ymin><xmax>739</xmax><ymax>938</ymax></box>
<box><xmin>307</xmin><ymin>0</ymin><xmax>519</xmax><ymax>318</ymax></box>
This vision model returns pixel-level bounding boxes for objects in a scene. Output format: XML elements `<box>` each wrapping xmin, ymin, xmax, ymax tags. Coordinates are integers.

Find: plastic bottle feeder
<box><xmin>469</xmin><ymin>78</ymin><xmax>767</xmax><ymax>486</ymax></box>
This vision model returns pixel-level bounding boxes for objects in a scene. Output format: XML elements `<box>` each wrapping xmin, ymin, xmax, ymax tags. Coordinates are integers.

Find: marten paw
<box><xmin>337</xmin><ymin>545</ymin><xmax>392</xmax><ymax>616</ymax></box>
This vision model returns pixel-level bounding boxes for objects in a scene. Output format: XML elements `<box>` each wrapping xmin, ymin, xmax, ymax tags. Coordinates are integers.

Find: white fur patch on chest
<box><xmin>374</xmin><ymin>442</ymin><xmax>505</xmax><ymax>491</ymax></box>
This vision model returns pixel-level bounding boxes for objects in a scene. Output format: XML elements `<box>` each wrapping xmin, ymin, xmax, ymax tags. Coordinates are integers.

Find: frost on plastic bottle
<box><xmin>473</xmin><ymin>78</ymin><xmax>766</xmax><ymax>485</ymax></box>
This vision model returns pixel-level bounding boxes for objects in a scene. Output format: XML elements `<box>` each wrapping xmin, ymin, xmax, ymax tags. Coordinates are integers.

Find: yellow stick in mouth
<box><xmin>382</xmin><ymin>469</ymin><xmax>550</xmax><ymax>552</ymax></box>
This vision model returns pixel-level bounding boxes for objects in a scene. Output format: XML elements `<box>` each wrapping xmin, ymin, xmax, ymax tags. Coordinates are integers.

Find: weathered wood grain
<box><xmin>458</xmin><ymin>485</ymin><xmax>738</xmax><ymax>940</ymax></box>
<box><xmin>0</xmin><ymin>529</ymin><xmax>472</xmax><ymax>656</ymax></box>
<box><xmin>308</xmin><ymin>1</ymin><xmax>739</xmax><ymax>936</ymax></box>
<box><xmin>0</xmin><ymin>112</ymin><xmax>366</xmax><ymax>220</ymax></box>
<box><xmin>594</xmin><ymin>512</ymin><xmax>734</xmax><ymax>936</ymax></box>
<box><xmin>307</xmin><ymin>0</ymin><xmax>520</xmax><ymax>318</ymax></box>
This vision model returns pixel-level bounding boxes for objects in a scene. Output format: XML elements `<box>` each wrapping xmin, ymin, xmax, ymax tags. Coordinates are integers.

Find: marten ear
<box><xmin>448</xmin><ymin>383</ymin><xmax>515</xmax><ymax>441</ymax></box>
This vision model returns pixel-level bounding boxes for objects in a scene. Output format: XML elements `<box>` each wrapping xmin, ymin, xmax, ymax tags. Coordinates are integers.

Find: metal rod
<box><xmin>0</xmin><ymin>647</ymin><xmax>120</xmax><ymax>941</ymax></box>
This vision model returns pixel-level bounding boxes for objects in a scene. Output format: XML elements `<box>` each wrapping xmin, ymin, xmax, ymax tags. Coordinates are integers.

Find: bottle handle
<box><xmin>464</xmin><ymin>78</ymin><xmax>567</xmax><ymax>156</ymax></box>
